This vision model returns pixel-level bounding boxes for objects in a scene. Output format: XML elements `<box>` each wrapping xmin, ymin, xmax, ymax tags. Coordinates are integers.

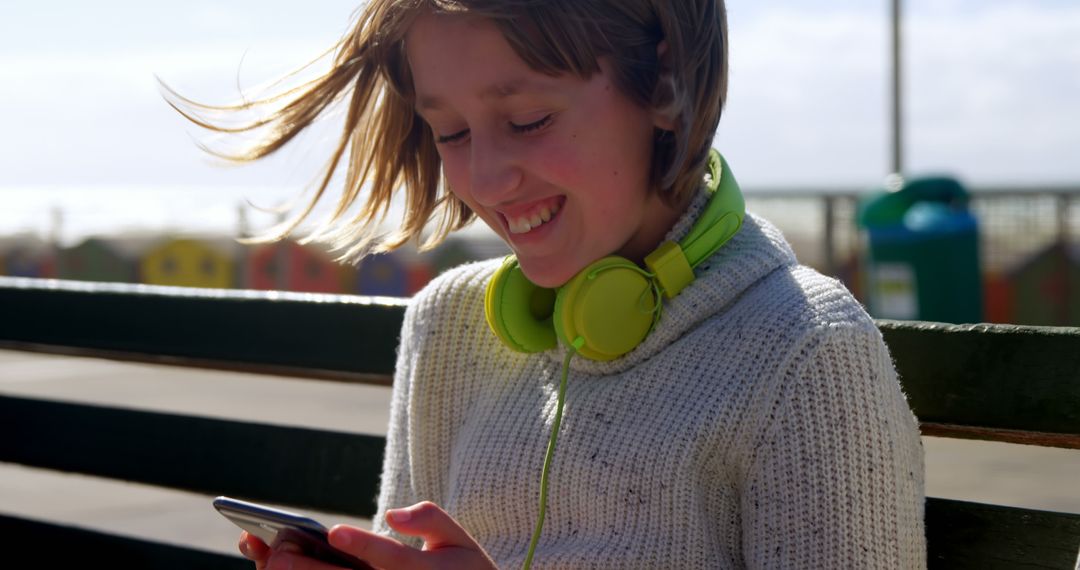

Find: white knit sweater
<box><xmin>372</xmin><ymin>192</ymin><xmax>926</xmax><ymax>569</ymax></box>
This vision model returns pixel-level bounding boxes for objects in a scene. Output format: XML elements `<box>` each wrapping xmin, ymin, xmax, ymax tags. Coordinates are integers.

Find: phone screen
<box><xmin>213</xmin><ymin>496</ymin><xmax>374</xmax><ymax>570</ymax></box>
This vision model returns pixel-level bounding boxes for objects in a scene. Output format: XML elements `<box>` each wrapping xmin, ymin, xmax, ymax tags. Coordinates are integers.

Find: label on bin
<box><xmin>871</xmin><ymin>263</ymin><xmax>918</xmax><ymax>319</ymax></box>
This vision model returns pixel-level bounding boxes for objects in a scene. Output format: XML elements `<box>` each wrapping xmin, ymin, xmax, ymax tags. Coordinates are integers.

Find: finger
<box><xmin>240</xmin><ymin>531</ymin><xmax>271</xmax><ymax>564</ymax></box>
<box><xmin>384</xmin><ymin>502</ymin><xmax>483</xmax><ymax>551</ymax></box>
<box><xmin>265</xmin><ymin>550</ymin><xmax>348</xmax><ymax>570</ymax></box>
<box><xmin>328</xmin><ymin>525</ymin><xmax>425</xmax><ymax>570</ymax></box>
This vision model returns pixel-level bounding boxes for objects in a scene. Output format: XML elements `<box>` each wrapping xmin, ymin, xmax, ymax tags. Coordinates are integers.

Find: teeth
<box><xmin>510</xmin><ymin>219</ymin><xmax>530</xmax><ymax>234</ymax></box>
<box><xmin>507</xmin><ymin>201</ymin><xmax>560</xmax><ymax>235</ymax></box>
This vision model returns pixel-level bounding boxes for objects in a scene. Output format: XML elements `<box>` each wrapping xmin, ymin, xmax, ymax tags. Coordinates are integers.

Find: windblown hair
<box><xmin>164</xmin><ymin>0</ymin><xmax>728</xmax><ymax>261</ymax></box>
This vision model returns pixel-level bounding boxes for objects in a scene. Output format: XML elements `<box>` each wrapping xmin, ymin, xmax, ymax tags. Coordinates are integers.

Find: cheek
<box><xmin>537</xmin><ymin>152</ymin><xmax>582</xmax><ymax>188</ymax></box>
<box><xmin>439</xmin><ymin>156</ymin><xmax>472</xmax><ymax>202</ymax></box>
<box><xmin>529</xmin><ymin>130</ymin><xmax>601</xmax><ymax>192</ymax></box>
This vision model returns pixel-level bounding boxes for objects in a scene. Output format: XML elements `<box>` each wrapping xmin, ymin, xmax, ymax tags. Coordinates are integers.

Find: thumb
<box><xmin>385</xmin><ymin>502</ymin><xmax>481</xmax><ymax>551</ymax></box>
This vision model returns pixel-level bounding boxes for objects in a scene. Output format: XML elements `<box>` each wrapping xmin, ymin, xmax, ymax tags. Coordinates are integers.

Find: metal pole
<box><xmin>823</xmin><ymin>195</ymin><xmax>837</xmax><ymax>277</ymax></box>
<box><xmin>891</xmin><ymin>0</ymin><xmax>904</xmax><ymax>176</ymax></box>
<box><xmin>1058</xmin><ymin>193</ymin><xmax>1071</xmax><ymax>325</ymax></box>
<box><xmin>276</xmin><ymin>212</ymin><xmax>290</xmax><ymax>291</ymax></box>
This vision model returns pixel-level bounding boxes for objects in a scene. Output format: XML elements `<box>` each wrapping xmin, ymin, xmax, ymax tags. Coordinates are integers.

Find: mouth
<box><xmin>499</xmin><ymin>196</ymin><xmax>565</xmax><ymax>236</ymax></box>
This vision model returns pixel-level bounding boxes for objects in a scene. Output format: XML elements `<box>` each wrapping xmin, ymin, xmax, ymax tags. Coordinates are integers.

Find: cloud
<box><xmin>906</xmin><ymin>4</ymin><xmax>1080</xmax><ymax>182</ymax></box>
<box><xmin>717</xmin><ymin>2</ymin><xmax>1080</xmax><ymax>188</ymax></box>
<box><xmin>719</xmin><ymin>8</ymin><xmax>888</xmax><ymax>186</ymax></box>
<box><xmin>3</xmin><ymin>1</ymin><xmax>1077</xmax><ymax>193</ymax></box>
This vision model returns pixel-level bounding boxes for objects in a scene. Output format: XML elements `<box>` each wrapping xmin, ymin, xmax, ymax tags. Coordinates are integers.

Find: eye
<box><xmin>511</xmin><ymin>114</ymin><xmax>553</xmax><ymax>135</ymax></box>
<box><xmin>435</xmin><ymin>128</ymin><xmax>470</xmax><ymax>146</ymax></box>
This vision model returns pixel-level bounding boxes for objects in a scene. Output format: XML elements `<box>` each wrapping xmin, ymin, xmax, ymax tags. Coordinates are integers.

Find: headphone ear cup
<box><xmin>485</xmin><ymin>257</ymin><xmax>558</xmax><ymax>353</ymax></box>
<box><xmin>553</xmin><ymin>256</ymin><xmax>658</xmax><ymax>361</ymax></box>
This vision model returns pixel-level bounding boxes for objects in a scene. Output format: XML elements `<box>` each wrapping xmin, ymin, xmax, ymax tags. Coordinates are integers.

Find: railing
<box><xmin>1</xmin><ymin>276</ymin><xmax>1078</xmax><ymax>568</ymax></box>
<box><xmin>3</xmin><ymin>186</ymin><xmax>1078</xmax><ymax>324</ymax></box>
<box><xmin>744</xmin><ymin>185</ymin><xmax>1080</xmax><ymax>275</ymax></box>
<box><xmin>745</xmin><ymin>185</ymin><xmax>1080</xmax><ymax>327</ymax></box>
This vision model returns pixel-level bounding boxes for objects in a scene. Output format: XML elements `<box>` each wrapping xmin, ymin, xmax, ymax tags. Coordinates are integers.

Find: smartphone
<box><xmin>213</xmin><ymin>496</ymin><xmax>374</xmax><ymax>569</ymax></box>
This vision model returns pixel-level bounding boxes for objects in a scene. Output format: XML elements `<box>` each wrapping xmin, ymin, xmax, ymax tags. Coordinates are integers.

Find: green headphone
<box><xmin>484</xmin><ymin>149</ymin><xmax>744</xmax><ymax>361</ymax></box>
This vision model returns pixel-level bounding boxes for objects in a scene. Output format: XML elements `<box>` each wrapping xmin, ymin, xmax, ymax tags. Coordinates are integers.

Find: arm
<box><xmin>247</xmin><ymin>293</ymin><xmax>498</xmax><ymax>569</ymax></box>
<box><xmin>371</xmin><ymin>300</ymin><xmax>424</xmax><ymax>549</ymax></box>
<box><xmin>237</xmin><ymin>301</ymin><xmax>425</xmax><ymax>568</ymax></box>
<box><xmin>740</xmin><ymin>324</ymin><xmax>926</xmax><ymax>569</ymax></box>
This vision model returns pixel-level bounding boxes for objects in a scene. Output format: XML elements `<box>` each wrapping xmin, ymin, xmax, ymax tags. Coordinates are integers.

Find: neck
<box><xmin>616</xmin><ymin>190</ymin><xmax>694</xmax><ymax>265</ymax></box>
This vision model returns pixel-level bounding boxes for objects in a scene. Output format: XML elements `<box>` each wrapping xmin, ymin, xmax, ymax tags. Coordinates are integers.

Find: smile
<box><xmin>500</xmin><ymin>196</ymin><xmax>564</xmax><ymax>235</ymax></box>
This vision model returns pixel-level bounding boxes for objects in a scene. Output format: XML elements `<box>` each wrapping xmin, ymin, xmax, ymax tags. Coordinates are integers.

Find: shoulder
<box><xmin>743</xmin><ymin>264</ymin><xmax>896</xmax><ymax>401</ymax></box>
<box><xmin>402</xmin><ymin>257</ymin><xmax>502</xmax><ymax>336</ymax></box>
<box><xmin>698</xmin><ymin>262</ymin><xmax>894</xmax><ymax>415</ymax></box>
<box><xmin>395</xmin><ymin>257</ymin><xmax>507</xmax><ymax>385</ymax></box>
<box><xmin>739</xmin><ymin>263</ymin><xmax>879</xmax><ymax>343</ymax></box>
<box><xmin>737</xmin><ymin>264</ymin><xmax>913</xmax><ymax>425</ymax></box>
<box><xmin>718</xmin><ymin>263</ymin><xmax>920</xmax><ymax>457</ymax></box>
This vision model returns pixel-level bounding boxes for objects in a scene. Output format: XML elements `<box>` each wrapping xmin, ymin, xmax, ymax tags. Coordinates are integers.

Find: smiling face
<box><xmin>406</xmin><ymin>11</ymin><xmax>687</xmax><ymax>288</ymax></box>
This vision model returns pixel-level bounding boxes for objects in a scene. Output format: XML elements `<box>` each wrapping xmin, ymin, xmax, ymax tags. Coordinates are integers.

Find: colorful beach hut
<box><xmin>1007</xmin><ymin>242</ymin><xmax>1080</xmax><ymax>326</ymax></box>
<box><xmin>246</xmin><ymin>241</ymin><xmax>346</xmax><ymax>293</ymax></box>
<box><xmin>427</xmin><ymin>234</ymin><xmax>511</xmax><ymax>280</ymax></box>
<box><xmin>60</xmin><ymin>236</ymin><xmax>145</xmax><ymax>283</ymax></box>
<box><xmin>0</xmin><ymin>234</ymin><xmax>56</xmax><ymax>278</ymax></box>
<box><xmin>141</xmin><ymin>236</ymin><xmax>238</xmax><ymax>289</ymax></box>
<box><xmin>356</xmin><ymin>252</ymin><xmax>410</xmax><ymax>297</ymax></box>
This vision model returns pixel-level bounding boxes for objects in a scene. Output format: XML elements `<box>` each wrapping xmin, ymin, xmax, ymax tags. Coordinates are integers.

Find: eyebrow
<box><xmin>416</xmin><ymin>78</ymin><xmax>555</xmax><ymax>112</ymax></box>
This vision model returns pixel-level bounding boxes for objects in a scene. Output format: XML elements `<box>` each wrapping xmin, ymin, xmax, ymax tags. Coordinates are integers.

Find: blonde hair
<box><xmin>165</xmin><ymin>0</ymin><xmax>728</xmax><ymax>261</ymax></box>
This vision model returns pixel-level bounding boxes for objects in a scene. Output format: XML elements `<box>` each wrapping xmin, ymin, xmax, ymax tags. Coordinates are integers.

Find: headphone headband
<box><xmin>645</xmin><ymin>150</ymin><xmax>744</xmax><ymax>299</ymax></box>
<box><xmin>681</xmin><ymin>151</ymin><xmax>745</xmax><ymax>267</ymax></box>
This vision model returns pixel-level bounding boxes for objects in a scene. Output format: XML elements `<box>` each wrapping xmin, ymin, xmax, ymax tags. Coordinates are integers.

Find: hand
<box><xmin>237</xmin><ymin>530</ymin><xmax>272</xmax><ymax>569</ymax></box>
<box><xmin>240</xmin><ymin>501</ymin><xmax>498</xmax><ymax>570</ymax></box>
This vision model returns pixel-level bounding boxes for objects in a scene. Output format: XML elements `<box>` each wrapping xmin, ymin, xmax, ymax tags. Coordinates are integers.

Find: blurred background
<box><xmin>2</xmin><ymin>0</ymin><xmax>1078</xmax><ymax>325</ymax></box>
<box><xmin>1</xmin><ymin>0</ymin><xmax>1078</xmax><ymax>558</ymax></box>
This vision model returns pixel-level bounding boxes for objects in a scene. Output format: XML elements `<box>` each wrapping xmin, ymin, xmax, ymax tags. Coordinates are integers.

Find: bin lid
<box><xmin>858</xmin><ymin>176</ymin><xmax>969</xmax><ymax>227</ymax></box>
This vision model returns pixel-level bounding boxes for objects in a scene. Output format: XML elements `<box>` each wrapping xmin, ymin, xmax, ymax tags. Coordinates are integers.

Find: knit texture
<box><xmin>372</xmin><ymin>190</ymin><xmax>926</xmax><ymax>569</ymax></box>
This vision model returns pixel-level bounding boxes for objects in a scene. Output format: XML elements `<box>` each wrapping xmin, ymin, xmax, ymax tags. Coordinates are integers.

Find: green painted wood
<box><xmin>4</xmin><ymin>278</ymin><xmax>1078</xmax><ymax>437</ymax></box>
<box><xmin>0</xmin><ymin>276</ymin><xmax>407</xmax><ymax>377</ymax></box>
<box><xmin>5</xmin><ymin>395</ymin><xmax>1079</xmax><ymax>569</ymax></box>
<box><xmin>926</xmin><ymin>497</ymin><xmax>1080</xmax><ymax>569</ymax></box>
<box><xmin>0</xmin><ymin>513</ymin><xmax>249</xmax><ymax>570</ymax></box>
<box><xmin>0</xmin><ymin>395</ymin><xmax>385</xmax><ymax>517</ymax></box>
<box><xmin>5</xmin><ymin>279</ymin><xmax>1080</xmax><ymax>564</ymax></box>
<box><xmin>879</xmin><ymin>320</ymin><xmax>1080</xmax><ymax>436</ymax></box>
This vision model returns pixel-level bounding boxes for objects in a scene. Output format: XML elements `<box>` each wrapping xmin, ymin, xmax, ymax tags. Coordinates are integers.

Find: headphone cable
<box><xmin>522</xmin><ymin>341</ymin><xmax>580</xmax><ymax>570</ymax></box>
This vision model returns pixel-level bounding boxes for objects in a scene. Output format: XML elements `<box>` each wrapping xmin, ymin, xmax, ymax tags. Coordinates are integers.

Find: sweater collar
<box><xmin>544</xmin><ymin>186</ymin><xmax>798</xmax><ymax>375</ymax></box>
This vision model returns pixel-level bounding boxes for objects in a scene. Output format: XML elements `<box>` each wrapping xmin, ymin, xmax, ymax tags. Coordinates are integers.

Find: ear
<box><xmin>651</xmin><ymin>40</ymin><xmax>678</xmax><ymax>132</ymax></box>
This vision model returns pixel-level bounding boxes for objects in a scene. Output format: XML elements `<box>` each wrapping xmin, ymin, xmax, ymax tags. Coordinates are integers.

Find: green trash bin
<box><xmin>857</xmin><ymin>176</ymin><xmax>983</xmax><ymax>323</ymax></box>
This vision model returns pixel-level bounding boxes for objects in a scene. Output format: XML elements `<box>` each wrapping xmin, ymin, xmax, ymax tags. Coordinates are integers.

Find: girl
<box><xmin>173</xmin><ymin>1</ymin><xmax>926</xmax><ymax>568</ymax></box>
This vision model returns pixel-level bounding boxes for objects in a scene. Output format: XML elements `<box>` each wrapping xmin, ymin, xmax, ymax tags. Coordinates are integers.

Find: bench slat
<box><xmin>919</xmin><ymin>422</ymin><xmax>1080</xmax><ymax>450</ymax></box>
<box><xmin>0</xmin><ymin>513</ymin><xmax>249</xmax><ymax>570</ymax></box>
<box><xmin>0</xmin><ymin>395</ymin><xmax>384</xmax><ymax>517</ymax></box>
<box><xmin>880</xmin><ymin>320</ymin><xmax>1080</xmax><ymax>445</ymax></box>
<box><xmin>3</xmin><ymin>278</ymin><xmax>1079</xmax><ymax>445</ymax></box>
<box><xmin>3</xmin><ymin>279</ymin><xmax>1079</xmax><ymax>444</ymax></box>
<box><xmin>926</xmin><ymin>498</ymin><xmax>1080</xmax><ymax>569</ymax></box>
<box><xmin>0</xmin><ymin>277</ymin><xmax>407</xmax><ymax>380</ymax></box>
<box><xmin>5</xmin><ymin>394</ymin><xmax>1080</xmax><ymax>568</ymax></box>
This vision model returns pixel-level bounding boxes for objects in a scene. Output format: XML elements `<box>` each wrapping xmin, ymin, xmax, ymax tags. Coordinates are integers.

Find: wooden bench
<box><xmin>1</xmin><ymin>276</ymin><xmax>1078</xmax><ymax>569</ymax></box>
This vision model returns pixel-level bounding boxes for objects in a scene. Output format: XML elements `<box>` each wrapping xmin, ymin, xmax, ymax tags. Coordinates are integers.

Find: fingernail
<box><xmin>330</xmin><ymin>526</ymin><xmax>353</xmax><ymax>548</ymax></box>
<box><xmin>388</xmin><ymin>508</ymin><xmax>411</xmax><ymax>523</ymax></box>
<box><xmin>278</xmin><ymin>541</ymin><xmax>302</xmax><ymax>554</ymax></box>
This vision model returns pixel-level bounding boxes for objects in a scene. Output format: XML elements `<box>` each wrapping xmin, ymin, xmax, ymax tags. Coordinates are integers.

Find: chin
<box><xmin>516</xmin><ymin>260</ymin><xmax>576</xmax><ymax>290</ymax></box>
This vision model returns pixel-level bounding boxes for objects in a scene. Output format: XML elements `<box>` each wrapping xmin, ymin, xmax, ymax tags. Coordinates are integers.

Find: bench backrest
<box><xmin>1</xmin><ymin>276</ymin><xmax>1078</xmax><ymax>568</ymax></box>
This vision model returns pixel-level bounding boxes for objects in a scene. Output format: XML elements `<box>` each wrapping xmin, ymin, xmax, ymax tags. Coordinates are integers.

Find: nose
<box><xmin>469</xmin><ymin>132</ymin><xmax>522</xmax><ymax>206</ymax></box>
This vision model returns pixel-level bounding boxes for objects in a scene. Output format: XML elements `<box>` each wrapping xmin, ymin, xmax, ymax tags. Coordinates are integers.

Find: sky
<box><xmin>1</xmin><ymin>0</ymin><xmax>1078</xmax><ymax>244</ymax></box>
